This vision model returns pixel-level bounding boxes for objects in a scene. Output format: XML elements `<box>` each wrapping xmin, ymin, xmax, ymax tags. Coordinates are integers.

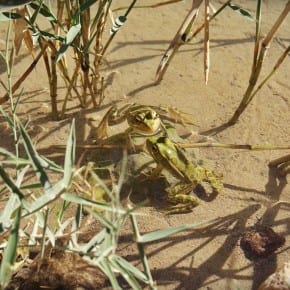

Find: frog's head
<box><xmin>127</xmin><ymin>107</ymin><xmax>161</xmax><ymax>136</ymax></box>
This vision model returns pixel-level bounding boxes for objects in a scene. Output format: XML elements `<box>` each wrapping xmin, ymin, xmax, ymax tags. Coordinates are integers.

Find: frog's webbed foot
<box><xmin>165</xmin><ymin>193</ymin><xmax>200</xmax><ymax>214</ymax></box>
<box><xmin>165</xmin><ymin>183</ymin><xmax>200</xmax><ymax>214</ymax></box>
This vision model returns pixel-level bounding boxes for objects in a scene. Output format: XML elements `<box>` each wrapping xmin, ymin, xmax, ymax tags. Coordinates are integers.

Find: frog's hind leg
<box><xmin>165</xmin><ymin>183</ymin><xmax>200</xmax><ymax>214</ymax></box>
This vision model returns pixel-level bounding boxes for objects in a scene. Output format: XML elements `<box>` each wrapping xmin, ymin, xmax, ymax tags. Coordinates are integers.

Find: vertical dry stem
<box><xmin>229</xmin><ymin>1</ymin><xmax>290</xmax><ymax>124</ymax></box>
<box><xmin>155</xmin><ymin>0</ymin><xmax>203</xmax><ymax>83</ymax></box>
<box><xmin>204</xmin><ymin>0</ymin><xmax>210</xmax><ymax>84</ymax></box>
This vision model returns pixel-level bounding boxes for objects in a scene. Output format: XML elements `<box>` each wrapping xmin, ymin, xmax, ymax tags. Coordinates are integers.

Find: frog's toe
<box><xmin>165</xmin><ymin>194</ymin><xmax>200</xmax><ymax>214</ymax></box>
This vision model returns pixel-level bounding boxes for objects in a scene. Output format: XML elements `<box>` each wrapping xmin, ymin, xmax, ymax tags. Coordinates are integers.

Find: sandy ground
<box><xmin>0</xmin><ymin>0</ymin><xmax>290</xmax><ymax>289</ymax></box>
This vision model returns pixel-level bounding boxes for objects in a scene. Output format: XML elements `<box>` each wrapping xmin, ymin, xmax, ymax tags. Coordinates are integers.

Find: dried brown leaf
<box><xmin>23</xmin><ymin>29</ymin><xmax>34</xmax><ymax>58</ymax></box>
<box><xmin>13</xmin><ymin>8</ymin><xmax>27</xmax><ymax>55</ymax></box>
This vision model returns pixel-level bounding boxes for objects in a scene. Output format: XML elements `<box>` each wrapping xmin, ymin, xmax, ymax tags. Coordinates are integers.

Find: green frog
<box><xmin>95</xmin><ymin>103</ymin><xmax>197</xmax><ymax>141</ymax></box>
<box><xmin>146</xmin><ymin>136</ymin><xmax>223</xmax><ymax>214</ymax></box>
<box><xmin>96</xmin><ymin>104</ymin><xmax>162</xmax><ymax>140</ymax></box>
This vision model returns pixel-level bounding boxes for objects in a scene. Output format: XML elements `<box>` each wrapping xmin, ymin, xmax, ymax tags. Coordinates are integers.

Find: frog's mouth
<box><xmin>131</xmin><ymin>119</ymin><xmax>162</xmax><ymax>136</ymax></box>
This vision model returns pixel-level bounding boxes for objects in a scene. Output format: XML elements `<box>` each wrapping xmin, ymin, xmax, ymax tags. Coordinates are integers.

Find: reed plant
<box><xmin>155</xmin><ymin>0</ymin><xmax>289</xmax><ymax>124</ymax></box>
<box><xmin>0</xmin><ymin>0</ymin><xmax>137</xmax><ymax>120</ymax></box>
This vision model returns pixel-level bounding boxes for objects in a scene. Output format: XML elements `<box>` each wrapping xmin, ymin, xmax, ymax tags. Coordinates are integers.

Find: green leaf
<box><xmin>98</xmin><ymin>259</ymin><xmax>121</xmax><ymax>289</ymax></box>
<box><xmin>63</xmin><ymin>119</ymin><xmax>75</xmax><ymax>187</ymax></box>
<box><xmin>55</xmin><ymin>24</ymin><xmax>81</xmax><ymax>62</ymax></box>
<box><xmin>138</xmin><ymin>218</ymin><xmax>218</xmax><ymax>243</ymax></box>
<box><xmin>0</xmin><ymin>194</ymin><xmax>21</xmax><ymax>231</ymax></box>
<box><xmin>26</xmin><ymin>179</ymin><xmax>66</xmax><ymax>215</ymax></box>
<box><xmin>110</xmin><ymin>256</ymin><xmax>142</xmax><ymax>290</ymax></box>
<box><xmin>228</xmin><ymin>3</ymin><xmax>255</xmax><ymax>21</ymax></box>
<box><xmin>0</xmin><ymin>206</ymin><xmax>21</xmax><ymax>288</ymax></box>
<box><xmin>0</xmin><ymin>166</ymin><xmax>25</xmax><ymax>199</ymax></box>
<box><xmin>18</xmin><ymin>121</ymin><xmax>51</xmax><ymax>191</ymax></box>
<box><xmin>61</xmin><ymin>193</ymin><xmax>126</xmax><ymax>213</ymax></box>
<box><xmin>0</xmin><ymin>12</ymin><xmax>21</xmax><ymax>21</ymax></box>
<box><xmin>29</xmin><ymin>1</ymin><xmax>58</xmax><ymax>24</ymax></box>
<box><xmin>114</xmin><ymin>255</ymin><xmax>148</xmax><ymax>282</ymax></box>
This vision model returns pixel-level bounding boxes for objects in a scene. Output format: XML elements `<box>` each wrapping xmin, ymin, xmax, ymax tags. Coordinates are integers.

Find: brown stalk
<box><xmin>204</xmin><ymin>0</ymin><xmax>210</xmax><ymax>84</ymax></box>
<box><xmin>228</xmin><ymin>1</ymin><xmax>290</xmax><ymax>124</ymax></box>
<box><xmin>188</xmin><ymin>0</ymin><xmax>231</xmax><ymax>41</ymax></box>
<box><xmin>60</xmin><ymin>61</ymin><xmax>81</xmax><ymax>118</ymax></box>
<box><xmin>179</xmin><ymin>142</ymin><xmax>290</xmax><ymax>151</ymax></box>
<box><xmin>113</xmin><ymin>0</ymin><xmax>183</xmax><ymax>11</ymax></box>
<box><xmin>245</xmin><ymin>44</ymin><xmax>290</xmax><ymax>107</ymax></box>
<box><xmin>50</xmin><ymin>48</ymin><xmax>58</xmax><ymax>120</ymax></box>
<box><xmin>155</xmin><ymin>0</ymin><xmax>203</xmax><ymax>83</ymax></box>
<box><xmin>47</xmin><ymin>142</ymin><xmax>290</xmax><ymax>151</ymax></box>
<box><xmin>0</xmin><ymin>44</ymin><xmax>47</xmax><ymax>105</ymax></box>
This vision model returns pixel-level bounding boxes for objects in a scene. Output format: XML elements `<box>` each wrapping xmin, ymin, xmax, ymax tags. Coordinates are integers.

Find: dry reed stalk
<box><xmin>251</xmin><ymin>0</ymin><xmax>262</xmax><ymax>75</ymax></box>
<box><xmin>179</xmin><ymin>142</ymin><xmax>290</xmax><ymax>151</ymax></box>
<box><xmin>204</xmin><ymin>0</ymin><xmax>210</xmax><ymax>84</ymax></box>
<box><xmin>244</xmin><ymin>44</ymin><xmax>290</xmax><ymax>107</ymax></box>
<box><xmin>92</xmin><ymin>2</ymin><xmax>108</xmax><ymax>101</ymax></box>
<box><xmin>113</xmin><ymin>0</ymin><xmax>183</xmax><ymax>11</ymax></box>
<box><xmin>94</xmin><ymin>1</ymin><xmax>107</xmax><ymax>66</ymax></box>
<box><xmin>228</xmin><ymin>1</ymin><xmax>290</xmax><ymax>124</ymax></box>
<box><xmin>47</xmin><ymin>142</ymin><xmax>290</xmax><ymax>151</ymax></box>
<box><xmin>50</xmin><ymin>48</ymin><xmax>58</xmax><ymax>120</ymax></box>
<box><xmin>80</xmin><ymin>3</ymin><xmax>92</xmax><ymax>107</ymax></box>
<box><xmin>0</xmin><ymin>44</ymin><xmax>47</xmax><ymax>104</ymax></box>
<box><xmin>60</xmin><ymin>61</ymin><xmax>81</xmax><ymax>118</ymax></box>
<box><xmin>187</xmin><ymin>0</ymin><xmax>230</xmax><ymax>41</ymax></box>
<box><xmin>155</xmin><ymin>0</ymin><xmax>203</xmax><ymax>83</ymax></box>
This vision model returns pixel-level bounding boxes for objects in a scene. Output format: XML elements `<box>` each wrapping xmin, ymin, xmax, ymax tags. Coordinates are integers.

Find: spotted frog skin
<box><xmin>146</xmin><ymin>136</ymin><xmax>223</xmax><ymax>214</ymax></box>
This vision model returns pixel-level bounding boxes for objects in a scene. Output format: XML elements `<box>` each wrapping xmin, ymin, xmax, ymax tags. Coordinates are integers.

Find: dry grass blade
<box><xmin>13</xmin><ymin>7</ymin><xmax>27</xmax><ymax>55</ymax></box>
<box><xmin>245</xmin><ymin>44</ymin><xmax>290</xmax><ymax>107</ymax></box>
<box><xmin>204</xmin><ymin>0</ymin><xmax>210</xmax><ymax>84</ymax></box>
<box><xmin>155</xmin><ymin>0</ymin><xmax>203</xmax><ymax>83</ymax></box>
<box><xmin>46</xmin><ymin>142</ymin><xmax>290</xmax><ymax>152</ymax></box>
<box><xmin>179</xmin><ymin>142</ymin><xmax>290</xmax><ymax>151</ymax></box>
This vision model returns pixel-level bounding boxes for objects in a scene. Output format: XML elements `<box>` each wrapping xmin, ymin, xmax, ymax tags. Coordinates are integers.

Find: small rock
<box><xmin>240</xmin><ymin>226</ymin><xmax>285</xmax><ymax>260</ymax></box>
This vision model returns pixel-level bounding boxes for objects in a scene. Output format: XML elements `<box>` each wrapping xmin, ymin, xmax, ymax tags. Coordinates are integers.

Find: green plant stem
<box><xmin>101</xmin><ymin>0</ymin><xmax>137</xmax><ymax>58</ymax></box>
<box><xmin>130</xmin><ymin>214</ymin><xmax>156</xmax><ymax>289</ymax></box>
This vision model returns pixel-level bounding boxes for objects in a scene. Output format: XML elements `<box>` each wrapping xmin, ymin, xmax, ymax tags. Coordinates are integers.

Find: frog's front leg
<box><xmin>95</xmin><ymin>104</ymin><xmax>133</xmax><ymax>140</ymax></box>
<box><xmin>165</xmin><ymin>183</ymin><xmax>200</xmax><ymax>214</ymax></box>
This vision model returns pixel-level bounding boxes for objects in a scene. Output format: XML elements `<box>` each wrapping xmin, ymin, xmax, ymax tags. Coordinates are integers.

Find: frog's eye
<box><xmin>146</xmin><ymin>111</ymin><xmax>158</xmax><ymax>120</ymax></box>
